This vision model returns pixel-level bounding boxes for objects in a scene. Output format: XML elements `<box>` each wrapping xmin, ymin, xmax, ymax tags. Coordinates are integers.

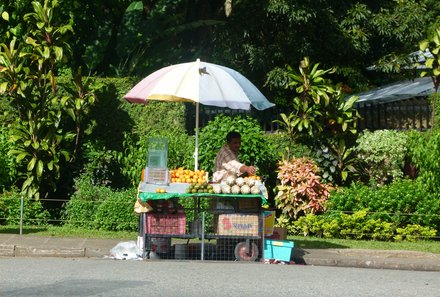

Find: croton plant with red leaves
<box><xmin>275</xmin><ymin>157</ymin><xmax>333</xmax><ymax>219</ymax></box>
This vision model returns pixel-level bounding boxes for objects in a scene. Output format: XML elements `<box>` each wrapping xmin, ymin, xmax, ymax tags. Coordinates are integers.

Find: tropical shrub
<box><xmin>269</xmin><ymin>57</ymin><xmax>360</xmax><ymax>184</ymax></box>
<box><xmin>312</xmin><ymin>144</ymin><xmax>357</xmax><ymax>185</ymax></box>
<box><xmin>94</xmin><ymin>189</ymin><xmax>137</xmax><ymax>231</ymax></box>
<box><xmin>264</xmin><ymin>131</ymin><xmax>312</xmax><ymax>161</ymax></box>
<box><xmin>0</xmin><ymin>0</ymin><xmax>77</xmax><ymax>199</ymax></box>
<box><xmin>275</xmin><ymin>157</ymin><xmax>332</xmax><ymax>219</ymax></box>
<box><xmin>355</xmin><ymin>129</ymin><xmax>408</xmax><ymax>184</ymax></box>
<box><xmin>80</xmin><ymin>141</ymin><xmax>126</xmax><ymax>188</ymax></box>
<box><xmin>394</xmin><ymin>224</ymin><xmax>437</xmax><ymax>242</ymax></box>
<box><xmin>294</xmin><ymin>211</ymin><xmax>395</xmax><ymax>241</ymax></box>
<box><xmin>407</xmin><ymin>129</ymin><xmax>440</xmax><ymax>192</ymax></box>
<box><xmin>327</xmin><ymin>179</ymin><xmax>440</xmax><ymax>230</ymax></box>
<box><xmin>63</xmin><ymin>175</ymin><xmax>138</xmax><ymax>231</ymax></box>
<box><xmin>0</xmin><ymin>190</ymin><xmax>50</xmax><ymax>225</ymax></box>
<box><xmin>313</xmin><ymin>145</ymin><xmax>338</xmax><ymax>184</ymax></box>
<box><xmin>62</xmin><ymin>176</ymin><xmax>110</xmax><ymax>228</ymax></box>
<box><xmin>0</xmin><ymin>126</ymin><xmax>16</xmax><ymax>191</ymax></box>
<box><xmin>289</xmin><ymin>211</ymin><xmax>437</xmax><ymax>241</ymax></box>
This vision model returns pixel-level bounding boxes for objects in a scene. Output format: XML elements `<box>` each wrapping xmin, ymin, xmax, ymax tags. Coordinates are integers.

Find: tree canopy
<box><xmin>2</xmin><ymin>0</ymin><xmax>439</xmax><ymax>94</ymax></box>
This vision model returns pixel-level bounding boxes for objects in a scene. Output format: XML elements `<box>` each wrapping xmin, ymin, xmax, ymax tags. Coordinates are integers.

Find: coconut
<box><xmin>235</xmin><ymin>177</ymin><xmax>245</xmax><ymax>187</ymax></box>
<box><xmin>245</xmin><ymin>178</ymin><xmax>256</xmax><ymax>187</ymax></box>
<box><xmin>212</xmin><ymin>184</ymin><xmax>222</xmax><ymax>194</ymax></box>
<box><xmin>231</xmin><ymin>185</ymin><xmax>241</xmax><ymax>194</ymax></box>
<box><xmin>250</xmin><ymin>185</ymin><xmax>260</xmax><ymax>195</ymax></box>
<box><xmin>225</xmin><ymin>175</ymin><xmax>236</xmax><ymax>186</ymax></box>
<box><xmin>240</xmin><ymin>184</ymin><xmax>251</xmax><ymax>194</ymax></box>
<box><xmin>221</xmin><ymin>184</ymin><xmax>231</xmax><ymax>194</ymax></box>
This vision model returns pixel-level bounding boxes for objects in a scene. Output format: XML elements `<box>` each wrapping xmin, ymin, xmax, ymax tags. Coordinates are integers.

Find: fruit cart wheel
<box><xmin>234</xmin><ymin>241</ymin><xmax>259</xmax><ymax>261</ymax></box>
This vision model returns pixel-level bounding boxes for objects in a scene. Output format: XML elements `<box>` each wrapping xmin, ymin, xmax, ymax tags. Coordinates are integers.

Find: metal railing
<box><xmin>1</xmin><ymin>196</ymin><xmax>439</xmax><ymax>241</ymax></box>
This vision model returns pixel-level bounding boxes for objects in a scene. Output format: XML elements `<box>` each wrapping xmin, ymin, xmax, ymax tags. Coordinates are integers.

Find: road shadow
<box><xmin>290</xmin><ymin>238</ymin><xmax>348</xmax><ymax>265</ymax></box>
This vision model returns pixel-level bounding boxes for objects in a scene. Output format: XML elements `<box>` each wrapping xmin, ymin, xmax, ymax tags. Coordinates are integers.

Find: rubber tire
<box><xmin>234</xmin><ymin>241</ymin><xmax>259</xmax><ymax>261</ymax></box>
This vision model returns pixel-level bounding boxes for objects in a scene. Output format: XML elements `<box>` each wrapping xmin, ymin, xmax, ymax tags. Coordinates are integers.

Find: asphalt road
<box><xmin>1</xmin><ymin>258</ymin><xmax>439</xmax><ymax>297</ymax></box>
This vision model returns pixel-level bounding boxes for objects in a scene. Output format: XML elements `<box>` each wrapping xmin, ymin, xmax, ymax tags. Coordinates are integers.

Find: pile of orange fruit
<box><xmin>170</xmin><ymin>168</ymin><xmax>208</xmax><ymax>183</ymax></box>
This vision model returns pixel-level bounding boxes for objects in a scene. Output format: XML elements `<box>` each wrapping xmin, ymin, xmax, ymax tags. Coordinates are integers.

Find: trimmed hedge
<box><xmin>327</xmin><ymin>179</ymin><xmax>440</xmax><ymax>231</ymax></box>
<box><xmin>288</xmin><ymin>211</ymin><xmax>437</xmax><ymax>242</ymax></box>
<box><xmin>0</xmin><ymin>191</ymin><xmax>50</xmax><ymax>226</ymax></box>
<box><xmin>63</xmin><ymin>176</ymin><xmax>138</xmax><ymax>231</ymax></box>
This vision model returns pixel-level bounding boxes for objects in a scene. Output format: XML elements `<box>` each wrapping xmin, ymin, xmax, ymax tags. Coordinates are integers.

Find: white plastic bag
<box><xmin>109</xmin><ymin>241</ymin><xmax>142</xmax><ymax>260</ymax></box>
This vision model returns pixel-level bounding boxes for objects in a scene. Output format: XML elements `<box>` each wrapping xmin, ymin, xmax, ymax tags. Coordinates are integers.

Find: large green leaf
<box><xmin>36</xmin><ymin>160</ymin><xmax>44</xmax><ymax>177</ymax></box>
<box><xmin>1</xmin><ymin>11</ymin><xmax>9</xmax><ymax>21</ymax></box>
<box><xmin>27</xmin><ymin>157</ymin><xmax>37</xmax><ymax>171</ymax></box>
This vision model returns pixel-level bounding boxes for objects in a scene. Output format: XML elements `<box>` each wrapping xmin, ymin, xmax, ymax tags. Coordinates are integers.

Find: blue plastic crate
<box><xmin>264</xmin><ymin>239</ymin><xmax>294</xmax><ymax>262</ymax></box>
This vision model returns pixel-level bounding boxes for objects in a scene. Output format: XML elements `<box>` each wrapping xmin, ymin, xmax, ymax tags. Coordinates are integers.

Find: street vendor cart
<box><xmin>133</xmin><ymin>137</ymin><xmax>275</xmax><ymax>261</ymax></box>
<box><xmin>136</xmin><ymin>181</ymin><xmax>273</xmax><ymax>261</ymax></box>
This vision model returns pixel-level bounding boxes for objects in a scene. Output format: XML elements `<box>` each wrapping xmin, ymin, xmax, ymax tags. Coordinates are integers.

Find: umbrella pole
<box><xmin>194</xmin><ymin>101</ymin><xmax>199</xmax><ymax>171</ymax></box>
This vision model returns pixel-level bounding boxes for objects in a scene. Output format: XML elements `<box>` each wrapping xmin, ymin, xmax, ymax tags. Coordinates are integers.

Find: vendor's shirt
<box><xmin>213</xmin><ymin>144</ymin><xmax>243</xmax><ymax>182</ymax></box>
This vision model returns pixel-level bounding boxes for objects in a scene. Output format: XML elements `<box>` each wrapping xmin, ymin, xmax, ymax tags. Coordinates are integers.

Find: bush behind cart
<box><xmin>198</xmin><ymin>114</ymin><xmax>279</xmax><ymax>185</ymax></box>
<box><xmin>62</xmin><ymin>176</ymin><xmax>138</xmax><ymax>231</ymax></box>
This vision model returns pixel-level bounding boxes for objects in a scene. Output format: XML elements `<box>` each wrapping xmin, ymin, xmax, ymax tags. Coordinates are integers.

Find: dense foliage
<box><xmin>355</xmin><ymin>130</ymin><xmax>408</xmax><ymax>184</ymax></box>
<box><xmin>1</xmin><ymin>0</ymin><xmax>440</xmax><ymax>242</ymax></box>
<box><xmin>0</xmin><ymin>191</ymin><xmax>50</xmax><ymax>225</ymax></box>
<box><xmin>327</xmin><ymin>180</ymin><xmax>440</xmax><ymax>230</ymax></box>
<box><xmin>62</xmin><ymin>176</ymin><xmax>137</xmax><ymax>231</ymax></box>
<box><xmin>0</xmin><ymin>0</ymin><xmax>75</xmax><ymax>199</ymax></box>
<box><xmin>419</xmin><ymin>27</ymin><xmax>440</xmax><ymax>127</ymax></box>
<box><xmin>3</xmin><ymin>0</ymin><xmax>440</xmax><ymax>91</ymax></box>
<box><xmin>407</xmin><ymin>129</ymin><xmax>440</xmax><ymax>193</ymax></box>
<box><xmin>0</xmin><ymin>126</ymin><xmax>16</xmax><ymax>190</ymax></box>
<box><xmin>198</xmin><ymin>114</ymin><xmax>277</xmax><ymax>177</ymax></box>
<box><xmin>286</xmin><ymin>211</ymin><xmax>437</xmax><ymax>242</ymax></box>
<box><xmin>270</xmin><ymin>57</ymin><xmax>361</xmax><ymax>187</ymax></box>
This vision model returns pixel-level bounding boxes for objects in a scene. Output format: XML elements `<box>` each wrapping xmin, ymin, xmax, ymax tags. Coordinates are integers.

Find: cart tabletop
<box><xmin>137</xmin><ymin>182</ymin><xmax>267</xmax><ymax>204</ymax></box>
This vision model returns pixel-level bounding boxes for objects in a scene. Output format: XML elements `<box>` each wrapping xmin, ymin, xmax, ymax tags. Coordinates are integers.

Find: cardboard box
<box><xmin>216</xmin><ymin>213</ymin><xmax>259</xmax><ymax>236</ymax></box>
<box><xmin>264</xmin><ymin>239</ymin><xmax>294</xmax><ymax>262</ymax></box>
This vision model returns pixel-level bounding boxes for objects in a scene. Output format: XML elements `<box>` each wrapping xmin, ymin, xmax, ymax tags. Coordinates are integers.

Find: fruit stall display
<box><xmin>137</xmin><ymin>167</ymin><xmax>269</xmax><ymax>262</ymax></box>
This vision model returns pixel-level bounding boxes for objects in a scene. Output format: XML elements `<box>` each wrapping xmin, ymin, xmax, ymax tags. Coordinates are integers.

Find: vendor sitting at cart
<box><xmin>212</xmin><ymin>131</ymin><xmax>257</xmax><ymax>183</ymax></box>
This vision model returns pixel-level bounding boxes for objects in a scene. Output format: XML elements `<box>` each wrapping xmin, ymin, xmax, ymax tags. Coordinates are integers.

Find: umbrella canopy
<box><xmin>124</xmin><ymin>59</ymin><xmax>275</xmax><ymax>170</ymax></box>
<box><xmin>124</xmin><ymin>59</ymin><xmax>274</xmax><ymax>110</ymax></box>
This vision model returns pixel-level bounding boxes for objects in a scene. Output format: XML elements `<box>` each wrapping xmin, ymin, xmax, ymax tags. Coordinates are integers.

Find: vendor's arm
<box><xmin>223</xmin><ymin>160</ymin><xmax>256</xmax><ymax>176</ymax></box>
<box><xmin>213</xmin><ymin>159</ymin><xmax>248</xmax><ymax>183</ymax></box>
<box><xmin>239</xmin><ymin>164</ymin><xmax>256</xmax><ymax>176</ymax></box>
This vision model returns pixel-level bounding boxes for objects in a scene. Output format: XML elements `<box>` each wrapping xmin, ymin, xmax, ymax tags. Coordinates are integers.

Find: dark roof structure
<box><xmin>351</xmin><ymin>77</ymin><xmax>435</xmax><ymax>105</ymax></box>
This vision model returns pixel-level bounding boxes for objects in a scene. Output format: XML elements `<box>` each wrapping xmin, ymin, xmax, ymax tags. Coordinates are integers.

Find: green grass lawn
<box><xmin>289</xmin><ymin>236</ymin><xmax>440</xmax><ymax>254</ymax></box>
<box><xmin>0</xmin><ymin>225</ymin><xmax>138</xmax><ymax>240</ymax></box>
<box><xmin>1</xmin><ymin>225</ymin><xmax>439</xmax><ymax>254</ymax></box>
